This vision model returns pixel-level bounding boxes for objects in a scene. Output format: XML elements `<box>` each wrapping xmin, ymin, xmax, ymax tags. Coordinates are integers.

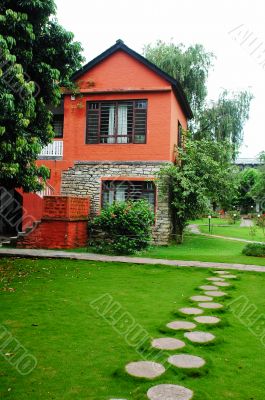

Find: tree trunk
<box><xmin>170</xmin><ymin>210</ymin><xmax>184</xmax><ymax>244</ymax></box>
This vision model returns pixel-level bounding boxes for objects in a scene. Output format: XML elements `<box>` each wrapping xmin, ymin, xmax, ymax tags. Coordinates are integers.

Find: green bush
<box><xmin>242</xmin><ymin>243</ymin><xmax>265</xmax><ymax>257</ymax></box>
<box><xmin>88</xmin><ymin>200</ymin><xmax>155</xmax><ymax>255</ymax></box>
<box><xmin>226</xmin><ymin>210</ymin><xmax>241</xmax><ymax>224</ymax></box>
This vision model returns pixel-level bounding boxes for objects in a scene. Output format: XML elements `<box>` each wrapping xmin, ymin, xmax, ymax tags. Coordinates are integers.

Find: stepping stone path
<box><xmin>194</xmin><ymin>315</ymin><xmax>221</xmax><ymax>324</ymax></box>
<box><xmin>199</xmin><ymin>285</ymin><xmax>218</xmax><ymax>290</ymax></box>
<box><xmin>125</xmin><ymin>361</ymin><xmax>165</xmax><ymax>379</ymax></box>
<box><xmin>190</xmin><ymin>295</ymin><xmax>213</xmax><ymax>302</ymax></box>
<box><xmin>147</xmin><ymin>384</ymin><xmax>193</xmax><ymax>400</ymax></box>
<box><xmin>151</xmin><ymin>337</ymin><xmax>185</xmax><ymax>350</ymax></box>
<box><xmin>121</xmin><ymin>270</ymin><xmax>238</xmax><ymax>399</ymax></box>
<box><xmin>213</xmin><ymin>270</ymin><xmax>229</xmax><ymax>274</ymax></box>
<box><xmin>198</xmin><ymin>302</ymin><xmax>223</xmax><ymax>309</ymax></box>
<box><xmin>206</xmin><ymin>277</ymin><xmax>225</xmax><ymax>282</ymax></box>
<box><xmin>204</xmin><ymin>290</ymin><xmax>227</xmax><ymax>297</ymax></box>
<box><xmin>214</xmin><ymin>281</ymin><xmax>231</xmax><ymax>287</ymax></box>
<box><xmin>166</xmin><ymin>320</ymin><xmax>196</xmax><ymax>330</ymax></box>
<box><xmin>184</xmin><ymin>331</ymin><xmax>215</xmax><ymax>343</ymax></box>
<box><xmin>179</xmin><ymin>307</ymin><xmax>203</xmax><ymax>315</ymax></box>
<box><xmin>168</xmin><ymin>354</ymin><xmax>206</xmax><ymax>369</ymax></box>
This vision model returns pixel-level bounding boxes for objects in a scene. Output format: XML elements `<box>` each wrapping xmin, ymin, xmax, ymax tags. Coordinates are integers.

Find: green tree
<box><xmin>234</xmin><ymin>167</ymin><xmax>260</xmax><ymax>213</ymax></box>
<box><xmin>144</xmin><ymin>41</ymin><xmax>252</xmax><ymax>156</ymax></box>
<box><xmin>250</xmin><ymin>153</ymin><xmax>265</xmax><ymax>207</ymax></box>
<box><xmin>195</xmin><ymin>90</ymin><xmax>253</xmax><ymax>158</ymax></box>
<box><xmin>143</xmin><ymin>40</ymin><xmax>214</xmax><ymax>117</ymax></box>
<box><xmin>158</xmin><ymin>136</ymin><xmax>238</xmax><ymax>243</ymax></box>
<box><xmin>0</xmin><ymin>0</ymin><xmax>83</xmax><ymax>191</ymax></box>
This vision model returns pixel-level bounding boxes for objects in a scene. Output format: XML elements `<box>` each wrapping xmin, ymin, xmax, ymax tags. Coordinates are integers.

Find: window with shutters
<box><xmin>102</xmin><ymin>180</ymin><xmax>155</xmax><ymax>210</ymax></box>
<box><xmin>86</xmin><ymin>100</ymin><xmax>147</xmax><ymax>144</ymax></box>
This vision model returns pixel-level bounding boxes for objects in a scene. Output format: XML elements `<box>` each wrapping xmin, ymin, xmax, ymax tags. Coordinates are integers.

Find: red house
<box><xmin>14</xmin><ymin>40</ymin><xmax>192</xmax><ymax>246</ymax></box>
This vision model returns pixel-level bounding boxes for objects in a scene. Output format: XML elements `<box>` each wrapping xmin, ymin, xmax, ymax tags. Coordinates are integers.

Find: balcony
<box><xmin>38</xmin><ymin>140</ymin><xmax>63</xmax><ymax>159</ymax></box>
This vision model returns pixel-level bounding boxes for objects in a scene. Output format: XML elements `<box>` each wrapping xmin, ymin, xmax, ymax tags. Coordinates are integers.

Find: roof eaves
<box><xmin>71</xmin><ymin>40</ymin><xmax>193</xmax><ymax>119</ymax></box>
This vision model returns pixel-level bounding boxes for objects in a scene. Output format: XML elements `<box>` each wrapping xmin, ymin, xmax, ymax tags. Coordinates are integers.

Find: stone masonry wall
<box><xmin>61</xmin><ymin>161</ymin><xmax>172</xmax><ymax>244</ymax></box>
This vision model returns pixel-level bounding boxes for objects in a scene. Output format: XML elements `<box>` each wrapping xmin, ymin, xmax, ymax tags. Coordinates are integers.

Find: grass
<box><xmin>138</xmin><ymin>235</ymin><xmax>265</xmax><ymax>265</ymax></box>
<box><xmin>72</xmin><ymin>234</ymin><xmax>265</xmax><ymax>266</ymax></box>
<box><xmin>193</xmin><ymin>217</ymin><xmax>265</xmax><ymax>242</ymax></box>
<box><xmin>0</xmin><ymin>257</ymin><xmax>265</xmax><ymax>399</ymax></box>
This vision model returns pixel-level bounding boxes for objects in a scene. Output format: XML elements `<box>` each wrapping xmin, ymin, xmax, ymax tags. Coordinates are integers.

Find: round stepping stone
<box><xmin>204</xmin><ymin>290</ymin><xmax>227</xmax><ymax>297</ymax></box>
<box><xmin>166</xmin><ymin>320</ymin><xmax>196</xmax><ymax>330</ymax></box>
<box><xmin>220</xmin><ymin>274</ymin><xmax>237</xmax><ymax>279</ymax></box>
<box><xmin>214</xmin><ymin>281</ymin><xmax>231</xmax><ymax>287</ymax></box>
<box><xmin>147</xmin><ymin>384</ymin><xmax>193</xmax><ymax>400</ymax></box>
<box><xmin>212</xmin><ymin>270</ymin><xmax>229</xmax><ymax>274</ymax></box>
<box><xmin>190</xmin><ymin>295</ymin><xmax>213</xmax><ymax>302</ymax></box>
<box><xmin>198</xmin><ymin>302</ymin><xmax>223</xmax><ymax>309</ymax></box>
<box><xmin>184</xmin><ymin>331</ymin><xmax>215</xmax><ymax>343</ymax></box>
<box><xmin>199</xmin><ymin>285</ymin><xmax>218</xmax><ymax>291</ymax></box>
<box><xmin>194</xmin><ymin>315</ymin><xmax>221</xmax><ymax>324</ymax></box>
<box><xmin>168</xmin><ymin>354</ymin><xmax>206</xmax><ymax>369</ymax></box>
<box><xmin>151</xmin><ymin>337</ymin><xmax>185</xmax><ymax>350</ymax></box>
<box><xmin>179</xmin><ymin>307</ymin><xmax>203</xmax><ymax>315</ymax></box>
<box><xmin>125</xmin><ymin>361</ymin><xmax>165</xmax><ymax>379</ymax></box>
<box><xmin>206</xmin><ymin>277</ymin><xmax>225</xmax><ymax>282</ymax></box>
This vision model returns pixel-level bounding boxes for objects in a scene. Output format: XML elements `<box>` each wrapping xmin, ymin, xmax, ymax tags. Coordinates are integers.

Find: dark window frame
<box><xmin>52</xmin><ymin>114</ymin><xmax>64</xmax><ymax>138</ymax></box>
<box><xmin>101</xmin><ymin>180</ymin><xmax>156</xmax><ymax>211</ymax></box>
<box><xmin>178</xmin><ymin>121</ymin><xmax>182</xmax><ymax>148</ymax></box>
<box><xmin>86</xmin><ymin>99</ymin><xmax>148</xmax><ymax>144</ymax></box>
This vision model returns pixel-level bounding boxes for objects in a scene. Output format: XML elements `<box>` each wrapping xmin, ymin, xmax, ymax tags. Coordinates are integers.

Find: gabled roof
<box><xmin>72</xmin><ymin>39</ymin><xmax>193</xmax><ymax>119</ymax></box>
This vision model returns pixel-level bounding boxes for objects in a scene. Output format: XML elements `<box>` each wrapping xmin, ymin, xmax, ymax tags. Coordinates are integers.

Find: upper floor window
<box><xmin>86</xmin><ymin>100</ymin><xmax>147</xmax><ymax>144</ymax></box>
<box><xmin>53</xmin><ymin>115</ymin><xmax>64</xmax><ymax>138</ymax></box>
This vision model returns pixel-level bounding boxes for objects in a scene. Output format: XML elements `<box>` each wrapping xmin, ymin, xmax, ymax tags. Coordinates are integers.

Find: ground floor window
<box><xmin>101</xmin><ymin>180</ymin><xmax>155</xmax><ymax>210</ymax></box>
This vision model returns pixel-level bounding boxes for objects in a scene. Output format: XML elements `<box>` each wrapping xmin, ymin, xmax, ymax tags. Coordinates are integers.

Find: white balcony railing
<box><xmin>37</xmin><ymin>182</ymin><xmax>55</xmax><ymax>198</ymax></box>
<box><xmin>39</xmin><ymin>140</ymin><xmax>63</xmax><ymax>157</ymax></box>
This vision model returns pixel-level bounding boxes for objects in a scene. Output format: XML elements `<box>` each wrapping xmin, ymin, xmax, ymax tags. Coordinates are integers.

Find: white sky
<box><xmin>55</xmin><ymin>0</ymin><xmax>265</xmax><ymax>158</ymax></box>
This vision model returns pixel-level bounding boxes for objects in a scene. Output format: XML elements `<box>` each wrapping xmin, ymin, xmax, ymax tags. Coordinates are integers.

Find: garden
<box><xmin>0</xmin><ymin>257</ymin><xmax>265</xmax><ymax>399</ymax></box>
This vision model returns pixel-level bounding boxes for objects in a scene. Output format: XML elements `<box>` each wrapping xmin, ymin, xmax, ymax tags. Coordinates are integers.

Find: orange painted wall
<box><xmin>36</xmin><ymin>50</ymin><xmax>188</xmax><ymax>194</ymax></box>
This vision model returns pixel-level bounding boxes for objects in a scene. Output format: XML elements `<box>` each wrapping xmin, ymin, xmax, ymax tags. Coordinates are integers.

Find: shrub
<box><xmin>88</xmin><ymin>200</ymin><xmax>155</xmax><ymax>255</ymax></box>
<box><xmin>242</xmin><ymin>243</ymin><xmax>265</xmax><ymax>257</ymax></box>
<box><xmin>226</xmin><ymin>210</ymin><xmax>241</xmax><ymax>224</ymax></box>
<box><xmin>256</xmin><ymin>214</ymin><xmax>265</xmax><ymax>235</ymax></box>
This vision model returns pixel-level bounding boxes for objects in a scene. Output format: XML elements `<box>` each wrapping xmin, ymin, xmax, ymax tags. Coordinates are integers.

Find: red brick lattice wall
<box><xmin>17</xmin><ymin>196</ymin><xmax>90</xmax><ymax>249</ymax></box>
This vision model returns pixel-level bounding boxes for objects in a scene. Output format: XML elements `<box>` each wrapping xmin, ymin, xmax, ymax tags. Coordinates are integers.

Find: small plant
<box><xmin>256</xmin><ymin>214</ymin><xmax>265</xmax><ymax>237</ymax></box>
<box><xmin>88</xmin><ymin>200</ymin><xmax>154</xmax><ymax>255</ymax></box>
<box><xmin>242</xmin><ymin>243</ymin><xmax>265</xmax><ymax>257</ymax></box>
<box><xmin>249</xmin><ymin>225</ymin><xmax>257</xmax><ymax>240</ymax></box>
<box><xmin>226</xmin><ymin>210</ymin><xmax>241</xmax><ymax>225</ymax></box>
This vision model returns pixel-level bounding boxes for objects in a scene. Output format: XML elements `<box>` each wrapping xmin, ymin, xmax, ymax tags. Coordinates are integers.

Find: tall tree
<box><xmin>250</xmin><ymin>153</ymin><xmax>265</xmax><ymax>209</ymax></box>
<box><xmin>158</xmin><ymin>136</ymin><xmax>238</xmax><ymax>243</ymax></box>
<box><xmin>0</xmin><ymin>0</ymin><xmax>83</xmax><ymax>191</ymax></box>
<box><xmin>233</xmin><ymin>167</ymin><xmax>259</xmax><ymax>213</ymax></box>
<box><xmin>143</xmin><ymin>40</ymin><xmax>214</xmax><ymax>118</ymax></box>
<box><xmin>195</xmin><ymin>90</ymin><xmax>253</xmax><ymax>157</ymax></box>
<box><xmin>144</xmin><ymin>41</ymin><xmax>252</xmax><ymax>156</ymax></box>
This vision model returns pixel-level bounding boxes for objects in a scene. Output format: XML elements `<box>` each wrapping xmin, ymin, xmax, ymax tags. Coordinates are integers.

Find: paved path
<box><xmin>0</xmin><ymin>248</ymin><xmax>264</xmax><ymax>273</ymax></box>
<box><xmin>240</xmin><ymin>218</ymin><xmax>254</xmax><ymax>227</ymax></box>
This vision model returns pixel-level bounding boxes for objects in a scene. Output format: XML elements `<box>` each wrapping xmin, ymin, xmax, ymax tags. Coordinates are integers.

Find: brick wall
<box><xmin>17</xmin><ymin>196</ymin><xmax>90</xmax><ymax>249</ymax></box>
<box><xmin>43</xmin><ymin>196</ymin><xmax>90</xmax><ymax>219</ymax></box>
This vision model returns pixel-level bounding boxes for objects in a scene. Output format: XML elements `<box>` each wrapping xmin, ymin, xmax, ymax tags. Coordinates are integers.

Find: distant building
<box><xmin>235</xmin><ymin>158</ymin><xmax>261</xmax><ymax>170</ymax></box>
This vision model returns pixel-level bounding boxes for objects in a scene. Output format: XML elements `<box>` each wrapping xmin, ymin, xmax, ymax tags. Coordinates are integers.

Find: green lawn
<box><xmin>138</xmin><ymin>235</ymin><xmax>265</xmax><ymax>265</ymax></box>
<box><xmin>192</xmin><ymin>217</ymin><xmax>240</xmax><ymax>226</ymax></box>
<box><xmin>0</xmin><ymin>258</ymin><xmax>265</xmax><ymax>399</ymax></box>
<box><xmin>192</xmin><ymin>217</ymin><xmax>265</xmax><ymax>242</ymax></box>
<box><xmin>199</xmin><ymin>224</ymin><xmax>265</xmax><ymax>242</ymax></box>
